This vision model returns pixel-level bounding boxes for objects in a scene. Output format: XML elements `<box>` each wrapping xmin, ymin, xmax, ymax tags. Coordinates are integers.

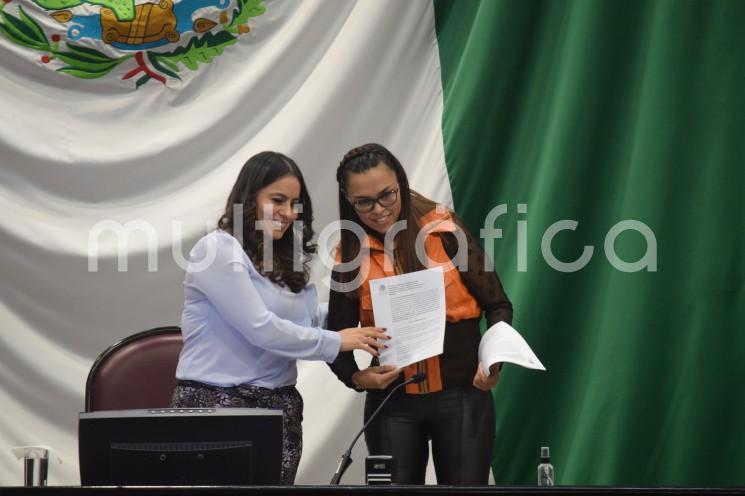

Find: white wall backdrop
<box><xmin>0</xmin><ymin>0</ymin><xmax>450</xmax><ymax>485</ymax></box>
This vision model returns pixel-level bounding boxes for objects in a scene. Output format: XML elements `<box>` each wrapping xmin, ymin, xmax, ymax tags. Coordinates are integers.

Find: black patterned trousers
<box><xmin>170</xmin><ymin>380</ymin><xmax>304</xmax><ymax>485</ymax></box>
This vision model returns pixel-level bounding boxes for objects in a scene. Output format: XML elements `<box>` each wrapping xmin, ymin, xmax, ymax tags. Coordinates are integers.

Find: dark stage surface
<box><xmin>1</xmin><ymin>486</ymin><xmax>745</xmax><ymax>496</ymax></box>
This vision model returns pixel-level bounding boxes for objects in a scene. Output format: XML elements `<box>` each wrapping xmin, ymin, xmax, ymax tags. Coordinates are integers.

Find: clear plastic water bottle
<box><xmin>537</xmin><ymin>446</ymin><xmax>555</xmax><ymax>486</ymax></box>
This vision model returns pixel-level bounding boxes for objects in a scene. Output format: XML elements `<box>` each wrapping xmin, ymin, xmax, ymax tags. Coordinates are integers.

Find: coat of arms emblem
<box><xmin>0</xmin><ymin>0</ymin><xmax>266</xmax><ymax>87</ymax></box>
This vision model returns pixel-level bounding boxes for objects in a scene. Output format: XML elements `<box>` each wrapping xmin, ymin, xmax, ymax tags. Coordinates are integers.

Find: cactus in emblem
<box><xmin>32</xmin><ymin>0</ymin><xmax>136</xmax><ymax>21</ymax></box>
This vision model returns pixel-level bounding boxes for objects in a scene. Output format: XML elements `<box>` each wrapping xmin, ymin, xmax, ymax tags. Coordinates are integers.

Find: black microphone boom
<box><xmin>329</xmin><ymin>372</ymin><xmax>426</xmax><ymax>485</ymax></box>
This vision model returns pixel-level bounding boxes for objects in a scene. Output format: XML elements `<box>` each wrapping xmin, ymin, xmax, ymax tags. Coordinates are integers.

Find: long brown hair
<box><xmin>218</xmin><ymin>151</ymin><xmax>315</xmax><ymax>293</ymax></box>
<box><xmin>335</xmin><ymin>143</ymin><xmax>437</xmax><ymax>292</ymax></box>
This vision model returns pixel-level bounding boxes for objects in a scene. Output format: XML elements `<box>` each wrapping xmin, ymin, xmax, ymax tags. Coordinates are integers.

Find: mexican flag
<box><xmin>0</xmin><ymin>0</ymin><xmax>742</xmax><ymax>485</ymax></box>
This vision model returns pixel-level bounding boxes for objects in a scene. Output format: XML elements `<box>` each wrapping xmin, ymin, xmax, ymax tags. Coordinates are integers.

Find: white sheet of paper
<box><xmin>479</xmin><ymin>321</ymin><xmax>546</xmax><ymax>372</ymax></box>
<box><xmin>370</xmin><ymin>267</ymin><xmax>446</xmax><ymax>368</ymax></box>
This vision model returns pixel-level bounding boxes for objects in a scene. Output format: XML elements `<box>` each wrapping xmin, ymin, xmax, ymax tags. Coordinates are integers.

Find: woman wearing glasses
<box><xmin>171</xmin><ymin>151</ymin><xmax>389</xmax><ymax>485</ymax></box>
<box><xmin>327</xmin><ymin>143</ymin><xmax>513</xmax><ymax>484</ymax></box>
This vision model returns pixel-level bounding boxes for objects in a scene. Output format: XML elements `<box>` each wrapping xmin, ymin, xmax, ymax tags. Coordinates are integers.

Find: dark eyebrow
<box><xmin>269</xmin><ymin>192</ymin><xmax>299</xmax><ymax>200</ymax></box>
<box><xmin>350</xmin><ymin>184</ymin><xmax>397</xmax><ymax>200</ymax></box>
<box><xmin>269</xmin><ymin>193</ymin><xmax>302</xmax><ymax>204</ymax></box>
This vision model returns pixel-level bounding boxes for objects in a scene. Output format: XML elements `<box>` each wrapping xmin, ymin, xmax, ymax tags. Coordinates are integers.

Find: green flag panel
<box><xmin>434</xmin><ymin>0</ymin><xmax>745</xmax><ymax>486</ymax></box>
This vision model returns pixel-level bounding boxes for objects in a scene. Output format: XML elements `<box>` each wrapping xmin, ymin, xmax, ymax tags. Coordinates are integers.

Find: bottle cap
<box><xmin>540</xmin><ymin>446</ymin><xmax>550</xmax><ymax>459</ymax></box>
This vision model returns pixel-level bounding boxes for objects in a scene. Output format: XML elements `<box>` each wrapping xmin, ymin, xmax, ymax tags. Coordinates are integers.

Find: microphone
<box><xmin>329</xmin><ymin>371</ymin><xmax>426</xmax><ymax>485</ymax></box>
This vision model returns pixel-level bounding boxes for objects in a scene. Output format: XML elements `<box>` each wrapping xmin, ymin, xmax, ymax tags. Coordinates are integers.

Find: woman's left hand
<box><xmin>472</xmin><ymin>363</ymin><xmax>500</xmax><ymax>391</ymax></box>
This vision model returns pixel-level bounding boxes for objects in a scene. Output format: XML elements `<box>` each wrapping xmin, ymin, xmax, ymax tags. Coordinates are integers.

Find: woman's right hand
<box><xmin>338</xmin><ymin>326</ymin><xmax>390</xmax><ymax>356</ymax></box>
<box><xmin>352</xmin><ymin>365</ymin><xmax>401</xmax><ymax>389</ymax></box>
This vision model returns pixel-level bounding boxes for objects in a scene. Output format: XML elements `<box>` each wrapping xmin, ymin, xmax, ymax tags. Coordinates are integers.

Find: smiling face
<box><xmin>255</xmin><ymin>174</ymin><xmax>301</xmax><ymax>240</ymax></box>
<box><xmin>344</xmin><ymin>162</ymin><xmax>402</xmax><ymax>235</ymax></box>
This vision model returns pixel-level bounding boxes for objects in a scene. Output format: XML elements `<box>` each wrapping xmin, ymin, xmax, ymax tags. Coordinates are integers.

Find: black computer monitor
<box><xmin>79</xmin><ymin>408</ymin><xmax>282</xmax><ymax>485</ymax></box>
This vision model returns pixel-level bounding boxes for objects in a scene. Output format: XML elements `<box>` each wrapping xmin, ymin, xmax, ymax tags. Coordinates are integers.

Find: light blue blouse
<box><xmin>175</xmin><ymin>230</ymin><xmax>341</xmax><ymax>388</ymax></box>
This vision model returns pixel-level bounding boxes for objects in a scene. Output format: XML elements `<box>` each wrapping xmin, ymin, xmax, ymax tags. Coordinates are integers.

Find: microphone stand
<box><xmin>329</xmin><ymin>372</ymin><xmax>425</xmax><ymax>485</ymax></box>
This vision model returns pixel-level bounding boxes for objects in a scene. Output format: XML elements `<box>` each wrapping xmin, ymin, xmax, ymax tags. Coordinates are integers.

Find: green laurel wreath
<box><xmin>0</xmin><ymin>0</ymin><xmax>266</xmax><ymax>87</ymax></box>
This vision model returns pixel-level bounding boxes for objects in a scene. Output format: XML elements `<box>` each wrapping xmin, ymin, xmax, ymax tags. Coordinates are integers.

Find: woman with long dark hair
<box><xmin>328</xmin><ymin>143</ymin><xmax>513</xmax><ymax>484</ymax></box>
<box><xmin>171</xmin><ymin>151</ymin><xmax>388</xmax><ymax>485</ymax></box>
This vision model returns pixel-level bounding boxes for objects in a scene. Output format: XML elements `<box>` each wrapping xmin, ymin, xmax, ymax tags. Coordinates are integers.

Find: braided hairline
<box><xmin>336</xmin><ymin>143</ymin><xmax>390</xmax><ymax>185</ymax></box>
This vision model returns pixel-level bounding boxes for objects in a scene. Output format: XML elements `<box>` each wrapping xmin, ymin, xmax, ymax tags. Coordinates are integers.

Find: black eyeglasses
<box><xmin>348</xmin><ymin>188</ymin><xmax>399</xmax><ymax>213</ymax></box>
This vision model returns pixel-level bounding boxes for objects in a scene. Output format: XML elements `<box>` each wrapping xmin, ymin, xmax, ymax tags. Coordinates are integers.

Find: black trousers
<box><xmin>364</xmin><ymin>386</ymin><xmax>495</xmax><ymax>485</ymax></box>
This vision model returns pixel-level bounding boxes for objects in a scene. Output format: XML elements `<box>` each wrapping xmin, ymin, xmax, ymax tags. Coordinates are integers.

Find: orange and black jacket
<box><xmin>327</xmin><ymin>204</ymin><xmax>513</xmax><ymax>396</ymax></box>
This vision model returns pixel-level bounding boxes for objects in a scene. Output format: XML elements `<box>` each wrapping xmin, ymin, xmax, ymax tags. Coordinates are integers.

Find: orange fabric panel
<box><xmin>404</xmin><ymin>356</ymin><xmax>443</xmax><ymax>394</ymax></box>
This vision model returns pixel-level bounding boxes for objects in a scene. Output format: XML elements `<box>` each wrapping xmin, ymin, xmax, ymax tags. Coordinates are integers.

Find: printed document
<box><xmin>370</xmin><ymin>267</ymin><xmax>445</xmax><ymax>368</ymax></box>
<box><xmin>479</xmin><ymin>321</ymin><xmax>546</xmax><ymax>372</ymax></box>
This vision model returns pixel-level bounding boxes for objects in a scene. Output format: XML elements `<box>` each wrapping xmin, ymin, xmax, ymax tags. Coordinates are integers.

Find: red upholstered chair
<box><xmin>84</xmin><ymin>326</ymin><xmax>183</xmax><ymax>412</ymax></box>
